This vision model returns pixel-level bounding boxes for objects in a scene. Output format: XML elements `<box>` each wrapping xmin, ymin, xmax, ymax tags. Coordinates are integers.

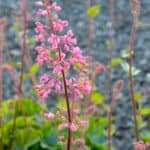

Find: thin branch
<box><xmin>128</xmin><ymin>0</ymin><xmax>140</xmax><ymax>141</ymax></box>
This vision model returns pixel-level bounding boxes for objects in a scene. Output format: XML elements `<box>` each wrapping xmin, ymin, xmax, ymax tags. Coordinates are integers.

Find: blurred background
<box><xmin>0</xmin><ymin>0</ymin><xmax>150</xmax><ymax>149</ymax></box>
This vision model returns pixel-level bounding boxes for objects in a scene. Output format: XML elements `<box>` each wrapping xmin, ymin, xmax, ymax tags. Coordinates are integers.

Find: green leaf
<box><xmin>87</xmin><ymin>5</ymin><xmax>101</xmax><ymax>18</ymax></box>
<box><xmin>27</xmin><ymin>37</ymin><xmax>36</xmax><ymax>45</ymax></box>
<box><xmin>140</xmin><ymin>107</ymin><xmax>150</xmax><ymax>115</ymax></box>
<box><xmin>132</xmin><ymin>67</ymin><xmax>141</xmax><ymax>76</ymax></box>
<box><xmin>41</xmin><ymin>130</ymin><xmax>58</xmax><ymax>148</ymax></box>
<box><xmin>121</xmin><ymin>49</ymin><xmax>134</xmax><ymax>58</ymax></box>
<box><xmin>1</xmin><ymin>98</ymin><xmax>41</xmax><ymax>117</ymax></box>
<box><xmin>12</xmin><ymin>128</ymin><xmax>41</xmax><ymax>150</ymax></box>
<box><xmin>85</xmin><ymin>117</ymin><xmax>107</xmax><ymax>150</ymax></box>
<box><xmin>134</xmin><ymin>92</ymin><xmax>142</xmax><ymax>102</ymax></box>
<box><xmin>140</xmin><ymin>130</ymin><xmax>150</xmax><ymax>142</ymax></box>
<box><xmin>1</xmin><ymin>116</ymin><xmax>40</xmax><ymax>145</ymax></box>
<box><xmin>56</xmin><ymin>99</ymin><xmax>67</xmax><ymax>109</ymax></box>
<box><xmin>22</xmin><ymin>73</ymin><xmax>29</xmax><ymax>80</ymax></box>
<box><xmin>138</xmin><ymin>21</ymin><xmax>150</xmax><ymax>27</ymax></box>
<box><xmin>20</xmin><ymin>98</ymin><xmax>41</xmax><ymax>116</ymax></box>
<box><xmin>106</xmin><ymin>41</ymin><xmax>113</xmax><ymax>48</ymax></box>
<box><xmin>111</xmin><ymin>57</ymin><xmax>123</xmax><ymax>66</ymax></box>
<box><xmin>121</xmin><ymin>62</ymin><xmax>141</xmax><ymax>76</ymax></box>
<box><xmin>91</xmin><ymin>91</ymin><xmax>104</xmax><ymax>104</ymax></box>
<box><xmin>12</xmin><ymin>23</ymin><xmax>21</xmax><ymax>30</ymax></box>
<box><xmin>49</xmin><ymin>50</ymin><xmax>56</xmax><ymax>58</ymax></box>
<box><xmin>29</xmin><ymin>64</ymin><xmax>39</xmax><ymax>74</ymax></box>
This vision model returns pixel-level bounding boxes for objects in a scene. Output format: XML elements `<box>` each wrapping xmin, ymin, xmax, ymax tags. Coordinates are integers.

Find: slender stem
<box><xmin>19</xmin><ymin>0</ymin><xmax>27</xmax><ymax>96</ymax></box>
<box><xmin>128</xmin><ymin>20</ymin><xmax>139</xmax><ymax>141</ymax></box>
<box><xmin>107</xmin><ymin>95</ymin><xmax>117</xmax><ymax>150</ymax></box>
<box><xmin>8</xmin><ymin>0</ymin><xmax>28</xmax><ymax>148</ymax></box>
<box><xmin>0</xmin><ymin>31</ymin><xmax>3</xmax><ymax>150</ymax></box>
<box><xmin>0</xmin><ymin>18</ymin><xmax>6</xmax><ymax>149</ymax></box>
<box><xmin>0</xmin><ymin>46</ymin><xmax>3</xmax><ymax>149</ymax></box>
<box><xmin>128</xmin><ymin>0</ymin><xmax>139</xmax><ymax>140</ymax></box>
<box><xmin>104</xmin><ymin>0</ymin><xmax>115</xmax><ymax>101</ymax></box>
<box><xmin>61</xmin><ymin>70</ymin><xmax>72</xmax><ymax>150</ymax></box>
<box><xmin>85</xmin><ymin>0</ymin><xmax>93</xmax><ymax>114</ymax></box>
<box><xmin>44</xmin><ymin>1</ymin><xmax>72</xmax><ymax>149</ymax></box>
<box><xmin>86</xmin><ymin>0</ymin><xmax>92</xmax><ymax>57</ymax></box>
<box><xmin>107</xmin><ymin>2</ymin><xmax>115</xmax><ymax>148</ymax></box>
<box><xmin>0</xmin><ymin>19</ymin><xmax>5</xmax><ymax>102</ymax></box>
<box><xmin>0</xmin><ymin>48</ymin><xmax>2</xmax><ymax>102</ymax></box>
<box><xmin>108</xmin><ymin>0</ymin><xmax>115</xmax><ymax>76</ymax></box>
<box><xmin>107</xmin><ymin>105</ymin><xmax>113</xmax><ymax>150</ymax></box>
<box><xmin>18</xmin><ymin>0</ymin><xmax>27</xmax><ymax>127</ymax></box>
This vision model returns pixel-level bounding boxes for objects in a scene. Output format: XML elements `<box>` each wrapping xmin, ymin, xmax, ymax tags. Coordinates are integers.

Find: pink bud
<box><xmin>80</xmin><ymin>120</ymin><xmax>88</xmax><ymax>126</ymax></box>
<box><xmin>43</xmin><ymin>112</ymin><xmax>55</xmax><ymax>119</ymax></box>
<box><xmin>35</xmin><ymin>1</ymin><xmax>44</xmax><ymax>7</ymax></box>
<box><xmin>70</xmin><ymin>123</ymin><xmax>78</xmax><ymax>132</ymax></box>
<box><xmin>58</xmin><ymin>123</ymin><xmax>68</xmax><ymax>130</ymax></box>
<box><xmin>94</xmin><ymin>61</ymin><xmax>106</xmax><ymax>74</ymax></box>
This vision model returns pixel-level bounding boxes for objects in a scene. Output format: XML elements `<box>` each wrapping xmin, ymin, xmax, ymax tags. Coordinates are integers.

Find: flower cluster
<box><xmin>44</xmin><ymin>109</ymin><xmax>88</xmax><ymax>133</ymax></box>
<box><xmin>133</xmin><ymin>141</ymin><xmax>150</xmax><ymax>150</ymax></box>
<box><xmin>34</xmin><ymin>0</ymin><xmax>91</xmax><ymax>132</ymax></box>
<box><xmin>34</xmin><ymin>1</ymin><xmax>91</xmax><ymax>100</ymax></box>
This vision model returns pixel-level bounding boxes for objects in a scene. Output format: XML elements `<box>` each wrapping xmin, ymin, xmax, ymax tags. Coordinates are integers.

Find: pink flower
<box><xmin>76</xmin><ymin>77</ymin><xmax>91</xmax><ymax>94</ymax></box>
<box><xmin>47</xmin><ymin>34</ymin><xmax>60</xmax><ymax>48</ymax></box>
<box><xmin>70</xmin><ymin>47</ymin><xmax>87</xmax><ymax>65</ymax></box>
<box><xmin>72</xmin><ymin>109</ymin><xmax>80</xmax><ymax>115</ymax></box>
<box><xmin>37</xmin><ymin>9</ymin><xmax>48</xmax><ymax>17</ymax></box>
<box><xmin>35</xmin><ymin>34</ymin><xmax>45</xmax><ymax>42</ymax></box>
<box><xmin>94</xmin><ymin>61</ymin><xmax>106</xmax><ymax>74</ymax></box>
<box><xmin>53</xmin><ymin>65</ymin><xmax>62</xmax><ymax>73</ymax></box>
<box><xmin>35</xmin><ymin>1</ymin><xmax>44</xmax><ymax>7</ymax></box>
<box><xmin>35</xmin><ymin>22</ymin><xmax>45</xmax><ymax>33</ymax></box>
<box><xmin>70</xmin><ymin>123</ymin><xmax>78</xmax><ymax>132</ymax></box>
<box><xmin>79</xmin><ymin>120</ymin><xmax>88</xmax><ymax>126</ymax></box>
<box><xmin>34</xmin><ymin>84</ymin><xmax>51</xmax><ymax>98</ymax></box>
<box><xmin>40</xmin><ymin>74</ymin><xmax>50</xmax><ymax>83</ymax></box>
<box><xmin>34</xmin><ymin>1</ymin><xmax>94</xmax><ymax>135</ymax></box>
<box><xmin>55</xmin><ymin>80</ymin><xmax>61</xmax><ymax>92</ymax></box>
<box><xmin>133</xmin><ymin>141</ymin><xmax>149</xmax><ymax>150</ymax></box>
<box><xmin>44</xmin><ymin>112</ymin><xmax>55</xmax><ymax>119</ymax></box>
<box><xmin>58</xmin><ymin>123</ymin><xmax>68</xmax><ymax>130</ymax></box>
<box><xmin>64</xmin><ymin>44</ymin><xmax>70</xmax><ymax>51</ymax></box>
<box><xmin>51</xmin><ymin>2</ymin><xmax>61</xmax><ymax>12</ymax></box>
<box><xmin>62</xmin><ymin>31</ymin><xmax>77</xmax><ymax>45</ymax></box>
<box><xmin>47</xmin><ymin>79</ymin><xmax>55</xmax><ymax>88</ymax></box>
<box><xmin>52</xmin><ymin>17</ymin><xmax>68</xmax><ymax>32</ymax></box>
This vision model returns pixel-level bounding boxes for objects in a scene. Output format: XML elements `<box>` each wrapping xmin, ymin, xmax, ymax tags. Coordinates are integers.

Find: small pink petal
<box><xmin>70</xmin><ymin>123</ymin><xmax>78</xmax><ymax>132</ymax></box>
<box><xmin>44</xmin><ymin>112</ymin><xmax>55</xmax><ymax>119</ymax></box>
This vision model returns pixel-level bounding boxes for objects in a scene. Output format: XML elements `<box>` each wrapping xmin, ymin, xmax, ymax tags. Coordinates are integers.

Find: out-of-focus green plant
<box><xmin>140</xmin><ymin>106</ymin><xmax>150</xmax><ymax>142</ymax></box>
<box><xmin>85</xmin><ymin>116</ymin><xmax>114</xmax><ymax>150</ymax></box>
<box><xmin>0</xmin><ymin>98</ymin><xmax>62</xmax><ymax>150</ymax></box>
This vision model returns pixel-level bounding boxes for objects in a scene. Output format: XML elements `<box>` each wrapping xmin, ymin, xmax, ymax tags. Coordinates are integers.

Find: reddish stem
<box><xmin>8</xmin><ymin>0</ymin><xmax>28</xmax><ymax>148</ymax></box>
<box><xmin>86</xmin><ymin>0</ymin><xmax>92</xmax><ymax>57</ymax></box>
<box><xmin>128</xmin><ymin>0</ymin><xmax>140</xmax><ymax>141</ymax></box>
<box><xmin>128</xmin><ymin>20</ymin><xmax>139</xmax><ymax>141</ymax></box>
<box><xmin>107</xmin><ymin>104</ymin><xmax>113</xmax><ymax>150</ymax></box>
<box><xmin>44</xmin><ymin>1</ymin><xmax>72</xmax><ymax>149</ymax></box>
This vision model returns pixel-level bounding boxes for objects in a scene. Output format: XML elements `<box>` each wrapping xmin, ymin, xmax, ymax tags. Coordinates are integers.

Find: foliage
<box><xmin>0</xmin><ymin>98</ymin><xmax>62</xmax><ymax>150</ymax></box>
